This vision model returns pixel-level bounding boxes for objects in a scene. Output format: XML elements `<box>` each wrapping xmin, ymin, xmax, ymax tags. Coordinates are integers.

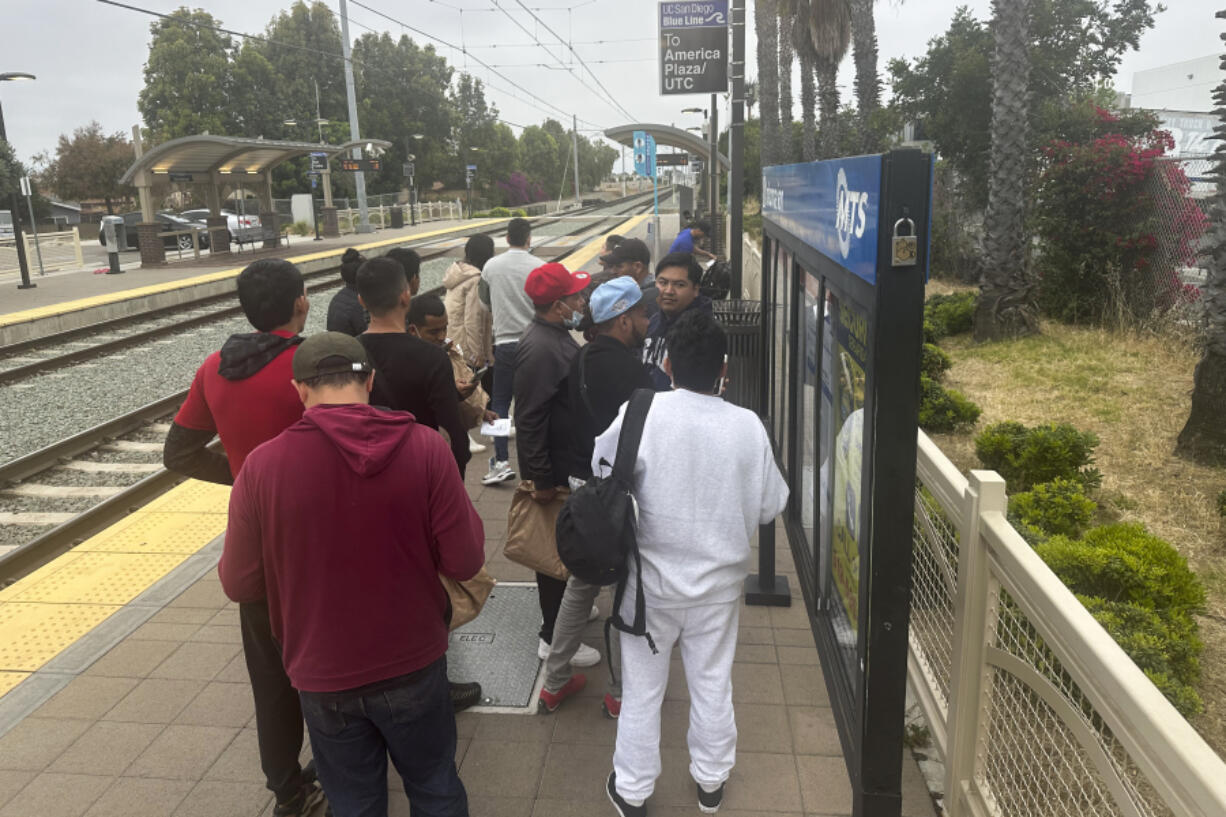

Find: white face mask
<box><xmin>563</xmin><ymin>308</ymin><xmax>584</xmax><ymax>328</ymax></box>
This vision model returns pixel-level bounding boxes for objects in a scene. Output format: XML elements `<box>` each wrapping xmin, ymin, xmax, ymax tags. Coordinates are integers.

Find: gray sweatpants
<box><xmin>543</xmin><ymin>574</ymin><xmax>621</xmax><ymax>696</ymax></box>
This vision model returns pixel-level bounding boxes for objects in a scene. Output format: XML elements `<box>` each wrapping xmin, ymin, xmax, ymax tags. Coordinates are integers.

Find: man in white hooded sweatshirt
<box><xmin>593</xmin><ymin>310</ymin><xmax>789</xmax><ymax>816</ymax></box>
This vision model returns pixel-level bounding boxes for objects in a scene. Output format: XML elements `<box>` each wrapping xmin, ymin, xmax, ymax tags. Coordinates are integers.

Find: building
<box><xmin>1131</xmin><ymin>55</ymin><xmax>1215</xmax><ymax>113</ymax></box>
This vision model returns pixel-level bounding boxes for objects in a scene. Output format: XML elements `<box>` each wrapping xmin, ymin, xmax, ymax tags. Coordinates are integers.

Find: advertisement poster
<box><xmin>830</xmin><ymin>297</ymin><xmax>867</xmax><ymax>636</ymax></box>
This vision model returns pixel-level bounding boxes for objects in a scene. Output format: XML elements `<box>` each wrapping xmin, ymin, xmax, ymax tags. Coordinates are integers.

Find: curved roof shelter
<box><xmin>120</xmin><ymin>135</ymin><xmax>393</xmax><ymax>185</ymax></box>
<box><xmin>603</xmin><ymin>124</ymin><xmax>729</xmax><ymax>171</ymax></box>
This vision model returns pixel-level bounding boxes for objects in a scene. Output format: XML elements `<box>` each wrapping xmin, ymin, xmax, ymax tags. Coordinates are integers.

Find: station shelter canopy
<box><xmin>603</xmin><ymin>124</ymin><xmax>730</xmax><ymax>171</ymax></box>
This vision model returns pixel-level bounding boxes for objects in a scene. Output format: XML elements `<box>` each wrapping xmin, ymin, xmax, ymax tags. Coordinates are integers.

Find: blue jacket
<box><xmin>642</xmin><ymin>295</ymin><xmax>714</xmax><ymax>391</ymax></box>
<box><xmin>669</xmin><ymin>228</ymin><xmax>696</xmax><ymax>254</ymax></box>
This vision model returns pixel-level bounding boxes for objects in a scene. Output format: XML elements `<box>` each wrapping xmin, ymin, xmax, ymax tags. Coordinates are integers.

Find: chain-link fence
<box><xmin>906</xmin><ymin>432</ymin><xmax>1226</xmax><ymax>817</ymax></box>
<box><xmin>1144</xmin><ymin>156</ymin><xmax>1212</xmax><ymax>332</ymax></box>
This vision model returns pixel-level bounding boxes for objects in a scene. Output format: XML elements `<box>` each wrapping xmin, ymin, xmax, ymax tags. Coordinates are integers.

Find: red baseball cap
<box><xmin>524</xmin><ymin>262</ymin><xmax>590</xmax><ymax>306</ymax></box>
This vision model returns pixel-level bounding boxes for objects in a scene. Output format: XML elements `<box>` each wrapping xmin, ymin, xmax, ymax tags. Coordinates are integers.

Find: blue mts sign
<box><xmin>633</xmin><ymin>131</ymin><xmax>656</xmax><ymax>178</ymax></box>
<box><xmin>762</xmin><ymin>155</ymin><xmax>883</xmax><ymax>285</ymax></box>
<box><xmin>659</xmin><ymin>0</ymin><xmax>728</xmax><ymax>27</ymax></box>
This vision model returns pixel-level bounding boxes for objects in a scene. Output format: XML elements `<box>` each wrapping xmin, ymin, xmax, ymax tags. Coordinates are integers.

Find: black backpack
<box><xmin>556</xmin><ymin>384</ymin><xmax>659</xmax><ymax>672</ymax></box>
<box><xmin>699</xmin><ymin>259</ymin><xmax>731</xmax><ymax>300</ymax></box>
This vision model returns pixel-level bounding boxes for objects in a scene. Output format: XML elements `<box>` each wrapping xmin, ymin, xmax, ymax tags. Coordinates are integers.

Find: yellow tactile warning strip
<box><xmin>0</xmin><ymin>480</ymin><xmax>229</xmax><ymax>685</ymax></box>
<box><xmin>0</xmin><ymin>219</ymin><xmax>510</xmax><ymax>329</ymax></box>
<box><xmin>564</xmin><ymin>214</ymin><xmax>650</xmax><ymax>272</ymax></box>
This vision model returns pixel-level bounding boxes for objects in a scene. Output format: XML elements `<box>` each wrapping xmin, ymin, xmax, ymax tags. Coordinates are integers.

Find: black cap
<box><xmin>292</xmin><ymin>332</ymin><xmax>372</xmax><ymax>381</ymax></box>
<box><xmin>599</xmin><ymin>237</ymin><xmax>651</xmax><ymax>267</ymax></box>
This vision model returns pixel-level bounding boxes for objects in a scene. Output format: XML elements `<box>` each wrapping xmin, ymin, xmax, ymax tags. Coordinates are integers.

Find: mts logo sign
<box><xmin>835</xmin><ymin>167</ymin><xmax>869</xmax><ymax>260</ymax></box>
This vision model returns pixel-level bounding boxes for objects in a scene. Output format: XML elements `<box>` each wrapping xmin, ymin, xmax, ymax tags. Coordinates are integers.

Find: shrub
<box><xmin>1216</xmin><ymin>489</ymin><xmax>1226</xmax><ymax>519</ymax></box>
<box><xmin>974</xmin><ymin>420</ymin><xmax>1101</xmax><ymax>493</ymax></box>
<box><xmin>512</xmin><ymin>208</ymin><xmax>528</xmax><ymax>217</ymax></box>
<box><xmin>919</xmin><ymin>374</ymin><xmax>981</xmax><ymax>433</ymax></box>
<box><xmin>486</xmin><ymin>206</ymin><xmax>513</xmax><ymax>218</ymax></box>
<box><xmin>1037</xmin><ymin>523</ymin><xmax>1206</xmax><ymax>716</ymax></box>
<box><xmin>923</xmin><ymin>292</ymin><xmax>976</xmax><ymax>342</ymax></box>
<box><xmin>1037</xmin><ymin>524</ymin><xmax>1206</xmax><ymax>616</ymax></box>
<box><xmin>1010</xmin><ymin>478</ymin><xmax>1096</xmax><ymax>538</ymax></box>
<box><xmin>1077</xmin><ymin>595</ymin><xmax>1203</xmax><ymax>716</ymax></box>
<box><xmin>289</xmin><ymin>221</ymin><xmax>312</xmax><ymax>237</ymax></box>
<box><xmin>921</xmin><ymin>343</ymin><xmax>952</xmax><ymax>380</ymax></box>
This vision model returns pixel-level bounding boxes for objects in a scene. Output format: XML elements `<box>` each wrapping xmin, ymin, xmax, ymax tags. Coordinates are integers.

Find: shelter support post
<box><xmin>729</xmin><ymin>0</ymin><xmax>745</xmax><ymax>296</ymax></box>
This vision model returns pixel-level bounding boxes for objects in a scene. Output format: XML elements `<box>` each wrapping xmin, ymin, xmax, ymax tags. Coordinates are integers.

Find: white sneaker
<box><xmin>481</xmin><ymin>460</ymin><xmax>515</xmax><ymax>485</ymax></box>
<box><xmin>588</xmin><ymin>604</ymin><xmax>600</xmax><ymax>622</ymax></box>
<box><xmin>537</xmin><ymin>638</ymin><xmax>603</xmax><ymax>667</ymax></box>
<box><xmin>468</xmin><ymin>433</ymin><xmax>487</xmax><ymax>454</ymax></box>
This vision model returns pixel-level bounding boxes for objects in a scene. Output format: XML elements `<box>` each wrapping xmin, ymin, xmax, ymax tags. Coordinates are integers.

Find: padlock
<box><xmin>891</xmin><ymin>217</ymin><xmax>918</xmax><ymax>267</ymax></box>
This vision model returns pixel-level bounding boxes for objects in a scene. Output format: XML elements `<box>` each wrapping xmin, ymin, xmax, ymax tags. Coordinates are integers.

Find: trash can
<box><xmin>389</xmin><ymin>205</ymin><xmax>405</xmax><ymax>229</ymax></box>
<box><xmin>101</xmin><ymin>215</ymin><xmax>126</xmax><ymax>251</ymax></box>
<box><xmin>713</xmin><ymin>299</ymin><xmax>762</xmax><ymax>413</ymax></box>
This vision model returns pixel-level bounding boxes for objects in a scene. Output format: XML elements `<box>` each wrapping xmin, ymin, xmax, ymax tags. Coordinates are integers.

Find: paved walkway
<box><xmin>0</xmin><ymin>446</ymin><xmax>936</xmax><ymax>817</ymax></box>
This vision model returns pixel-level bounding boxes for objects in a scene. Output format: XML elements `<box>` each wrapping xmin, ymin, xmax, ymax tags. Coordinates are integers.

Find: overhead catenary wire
<box><xmin>348</xmin><ymin>0</ymin><xmax>607</xmax><ymax>131</ymax></box>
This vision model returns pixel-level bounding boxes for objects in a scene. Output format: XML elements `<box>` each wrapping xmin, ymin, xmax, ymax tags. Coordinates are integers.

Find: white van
<box><xmin>0</xmin><ymin>210</ymin><xmax>13</xmax><ymax>240</ymax></box>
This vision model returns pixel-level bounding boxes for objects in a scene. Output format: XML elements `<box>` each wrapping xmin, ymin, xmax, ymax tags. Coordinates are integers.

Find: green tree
<box><xmin>519</xmin><ymin>125</ymin><xmax>560</xmax><ymax>195</ymax></box>
<box><xmin>849</xmin><ymin>0</ymin><xmax>881</xmax><ymax>129</ymax></box>
<box><xmin>1177</xmin><ymin>8</ymin><xmax>1226</xmax><ymax>466</ymax></box>
<box><xmin>889</xmin><ymin>0</ymin><xmax>1162</xmax><ymax>209</ymax></box>
<box><xmin>754</xmin><ymin>0</ymin><xmax>781</xmax><ymax>166</ymax></box>
<box><xmin>39</xmin><ymin>122</ymin><xmax>135</xmax><ymax>214</ymax></box>
<box><xmin>138</xmin><ymin>8</ymin><xmax>235</xmax><ymax>141</ymax></box>
<box><xmin>779</xmin><ymin>13</ymin><xmax>795</xmax><ymax>161</ymax></box>
<box><xmin>257</xmin><ymin>0</ymin><xmax>348</xmax><ymax>138</ymax></box>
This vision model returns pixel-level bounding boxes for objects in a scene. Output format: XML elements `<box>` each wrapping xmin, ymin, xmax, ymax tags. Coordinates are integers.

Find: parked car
<box><xmin>0</xmin><ymin>210</ymin><xmax>13</xmax><ymax>241</ymax></box>
<box><xmin>98</xmin><ymin>212</ymin><xmax>210</xmax><ymax>251</ymax></box>
<box><xmin>179</xmin><ymin>209</ymin><xmax>261</xmax><ymax>243</ymax></box>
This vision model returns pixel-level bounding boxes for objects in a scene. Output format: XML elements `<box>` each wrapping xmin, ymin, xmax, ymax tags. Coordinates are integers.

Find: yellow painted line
<box><xmin>0</xmin><ymin>479</ymin><xmax>229</xmax><ymax>692</ymax></box>
<box><xmin>563</xmin><ymin>213</ymin><xmax>651</xmax><ymax>272</ymax></box>
<box><xmin>0</xmin><ymin>219</ymin><xmax>511</xmax><ymax>329</ymax></box>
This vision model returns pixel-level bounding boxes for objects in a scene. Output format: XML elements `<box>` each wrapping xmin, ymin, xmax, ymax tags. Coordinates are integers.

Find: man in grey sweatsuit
<box><xmin>594</xmin><ymin>310</ymin><xmax>789</xmax><ymax>816</ymax></box>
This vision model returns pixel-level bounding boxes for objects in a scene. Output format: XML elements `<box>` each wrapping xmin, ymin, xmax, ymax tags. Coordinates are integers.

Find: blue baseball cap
<box><xmin>589</xmin><ymin>276</ymin><xmax>643</xmax><ymax>323</ymax></box>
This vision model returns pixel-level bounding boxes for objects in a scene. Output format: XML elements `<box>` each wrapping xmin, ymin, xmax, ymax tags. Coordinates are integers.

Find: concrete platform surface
<box><xmin>0</xmin><ymin>446</ymin><xmax>936</xmax><ymax>817</ymax></box>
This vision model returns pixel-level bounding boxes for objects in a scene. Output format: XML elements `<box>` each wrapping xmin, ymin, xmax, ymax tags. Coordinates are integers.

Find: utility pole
<box><xmin>0</xmin><ymin>77</ymin><xmax>35</xmax><ymax>289</ymax></box>
<box><xmin>571</xmin><ymin>114</ymin><xmax>581</xmax><ymax>206</ymax></box>
<box><xmin>621</xmin><ymin>145</ymin><xmax>627</xmax><ymax>197</ymax></box>
<box><xmin>338</xmin><ymin>0</ymin><xmax>371</xmax><ymax>233</ymax></box>
<box><xmin>709</xmin><ymin>93</ymin><xmax>719</xmax><ymax>248</ymax></box>
<box><xmin>729</xmin><ymin>0</ymin><xmax>745</xmax><ymax>296</ymax></box>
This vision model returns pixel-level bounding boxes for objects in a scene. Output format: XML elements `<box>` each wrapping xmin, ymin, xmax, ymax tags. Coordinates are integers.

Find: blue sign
<box><xmin>762</xmin><ymin>155</ymin><xmax>883</xmax><ymax>285</ymax></box>
<box><xmin>659</xmin><ymin>0</ymin><xmax>728</xmax><ymax>27</ymax></box>
<box><xmin>632</xmin><ymin>131</ymin><xmax>656</xmax><ymax>178</ymax></box>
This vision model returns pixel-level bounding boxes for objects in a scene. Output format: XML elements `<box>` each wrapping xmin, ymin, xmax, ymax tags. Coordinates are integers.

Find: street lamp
<box><xmin>0</xmin><ymin>72</ymin><xmax>36</xmax><ymax>290</ymax></box>
<box><xmin>406</xmin><ymin>133</ymin><xmax>424</xmax><ymax>225</ymax></box>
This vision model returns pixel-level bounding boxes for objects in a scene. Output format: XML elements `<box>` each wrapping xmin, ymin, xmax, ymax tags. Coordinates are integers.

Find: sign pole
<box><xmin>729</xmin><ymin>0</ymin><xmax>745</xmax><ymax>297</ymax></box>
<box><xmin>338</xmin><ymin>0</ymin><xmax>372</xmax><ymax>233</ymax></box>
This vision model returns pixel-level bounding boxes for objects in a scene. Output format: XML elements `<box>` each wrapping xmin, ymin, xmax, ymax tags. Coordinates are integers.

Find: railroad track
<box><xmin>0</xmin><ymin>190</ymin><xmax>666</xmax><ymax>385</ymax></box>
<box><xmin>0</xmin><ymin>196</ymin><xmax>665</xmax><ymax>584</ymax></box>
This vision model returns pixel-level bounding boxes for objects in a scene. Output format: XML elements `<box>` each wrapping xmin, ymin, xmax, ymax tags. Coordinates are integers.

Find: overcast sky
<box><xmin>0</xmin><ymin>0</ymin><xmax>1214</xmax><ymax>168</ymax></box>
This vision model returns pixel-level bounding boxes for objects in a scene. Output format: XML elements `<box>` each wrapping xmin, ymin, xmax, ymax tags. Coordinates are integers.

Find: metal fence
<box><xmin>334</xmin><ymin>200</ymin><xmax>463</xmax><ymax>234</ymax></box>
<box><xmin>1146</xmin><ymin>155</ymin><xmax>1212</xmax><ymax>330</ymax></box>
<box><xmin>907</xmin><ymin>430</ymin><xmax>1226</xmax><ymax>817</ymax></box>
<box><xmin>0</xmin><ymin>228</ymin><xmax>84</xmax><ymax>277</ymax></box>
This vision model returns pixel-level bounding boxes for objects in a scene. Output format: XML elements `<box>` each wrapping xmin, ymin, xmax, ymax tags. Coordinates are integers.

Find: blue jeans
<box><xmin>299</xmin><ymin>658</ymin><xmax>467</xmax><ymax>817</ymax></box>
<box><xmin>491</xmin><ymin>342</ymin><xmax>518</xmax><ymax>462</ymax></box>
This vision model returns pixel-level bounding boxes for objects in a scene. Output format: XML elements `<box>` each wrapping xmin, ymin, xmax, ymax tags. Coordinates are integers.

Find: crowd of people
<box><xmin>164</xmin><ymin>216</ymin><xmax>787</xmax><ymax>817</ymax></box>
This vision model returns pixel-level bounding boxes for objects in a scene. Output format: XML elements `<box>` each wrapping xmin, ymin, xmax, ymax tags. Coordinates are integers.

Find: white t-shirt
<box><xmin>480</xmin><ymin>247</ymin><xmax>538</xmax><ymax>345</ymax></box>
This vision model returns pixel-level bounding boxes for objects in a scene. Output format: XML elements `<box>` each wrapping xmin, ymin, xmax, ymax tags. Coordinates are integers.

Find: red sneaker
<box><xmin>602</xmin><ymin>693</ymin><xmax>621</xmax><ymax>719</ymax></box>
<box><xmin>538</xmin><ymin>674</ymin><xmax>587</xmax><ymax>713</ymax></box>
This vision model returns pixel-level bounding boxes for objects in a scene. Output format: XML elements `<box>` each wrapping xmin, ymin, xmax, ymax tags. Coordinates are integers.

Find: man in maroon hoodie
<box><xmin>220</xmin><ymin>331</ymin><xmax>485</xmax><ymax>817</ymax></box>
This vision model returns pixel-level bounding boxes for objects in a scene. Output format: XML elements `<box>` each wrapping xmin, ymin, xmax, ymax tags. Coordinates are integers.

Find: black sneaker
<box><xmin>606</xmin><ymin>771</ymin><xmax>647</xmax><ymax>817</ymax></box>
<box><xmin>273</xmin><ymin>779</ymin><xmax>325</xmax><ymax>817</ymax></box>
<box><xmin>450</xmin><ymin>680</ymin><xmax>483</xmax><ymax>712</ymax></box>
<box><xmin>697</xmin><ymin>781</ymin><xmax>724</xmax><ymax>813</ymax></box>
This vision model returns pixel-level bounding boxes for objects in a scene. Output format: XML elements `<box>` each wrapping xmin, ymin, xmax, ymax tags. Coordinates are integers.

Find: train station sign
<box><xmin>656</xmin><ymin>153</ymin><xmax>689</xmax><ymax>167</ymax></box>
<box><xmin>309</xmin><ymin>152</ymin><xmax>328</xmax><ymax>173</ymax></box>
<box><xmin>658</xmin><ymin>1</ymin><xmax>728</xmax><ymax>95</ymax></box>
<box><xmin>337</xmin><ymin>158</ymin><xmax>381</xmax><ymax>173</ymax></box>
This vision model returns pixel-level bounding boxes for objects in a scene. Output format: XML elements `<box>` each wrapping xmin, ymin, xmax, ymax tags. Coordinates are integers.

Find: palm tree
<box><xmin>973</xmin><ymin>0</ymin><xmax>1039</xmax><ymax>341</ymax></box>
<box><xmin>745</xmin><ymin>79</ymin><xmax>759</xmax><ymax>119</ymax></box>
<box><xmin>1176</xmin><ymin>8</ymin><xmax>1226</xmax><ymax>466</ymax></box>
<box><xmin>779</xmin><ymin>14</ymin><xmax>795</xmax><ymax>161</ymax></box>
<box><xmin>849</xmin><ymin>0</ymin><xmax>881</xmax><ymax>151</ymax></box>
<box><xmin>755</xmin><ymin>0</ymin><xmax>781</xmax><ymax>167</ymax></box>
<box><xmin>785</xmin><ymin>0</ymin><xmax>851</xmax><ymax>161</ymax></box>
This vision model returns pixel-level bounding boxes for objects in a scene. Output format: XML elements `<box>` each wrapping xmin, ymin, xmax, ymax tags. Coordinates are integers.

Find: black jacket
<box><xmin>326</xmin><ymin>286</ymin><xmax>368</xmax><ymax>337</ymax></box>
<box><xmin>642</xmin><ymin>294</ymin><xmax>714</xmax><ymax>391</ymax></box>
<box><xmin>358</xmin><ymin>332</ymin><xmax>472</xmax><ymax>477</ymax></box>
<box><xmin>567</xmin><ymin>334</ymin><xmax>655</xmax><ymax>479</ymax></box>
<box><xmin>513</xmin><ymin>318</ymin><xmax>580</xmax><ymax>488</ymax></box>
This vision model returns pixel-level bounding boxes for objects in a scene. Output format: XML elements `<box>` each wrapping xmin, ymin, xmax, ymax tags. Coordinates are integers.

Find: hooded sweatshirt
<box><xmin>641</xmin><ymin>295</ymin><xmax>714</xmax><ymax>391</ymax></box>
<box><xmin>173</xmin><ymin>330</ymin><xmax>304</xmax><ymax>478</ymax></box>
<box><xmin>443</xmin><ymin>261</ymin><xmax>493</xmax><ymax>368</ymax></box>
<box><xmin>220</xmin><ymin>403</ymin><xmax>485</xmax><ymax>693</ymax></box>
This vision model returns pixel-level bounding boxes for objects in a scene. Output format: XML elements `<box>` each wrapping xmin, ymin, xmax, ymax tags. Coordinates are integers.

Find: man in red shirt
<box><xmin>220</xmin><ymin>332</ymin><xmax>484</xmax><ymax>817</ymax></box>
<box><xmin>162</xmin><ymin>259</ymin><xmax>320</xmax><ymax>817</ymax></box>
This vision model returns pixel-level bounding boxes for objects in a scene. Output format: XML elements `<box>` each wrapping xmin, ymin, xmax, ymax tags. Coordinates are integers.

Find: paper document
<box><xmin>480</xmin><ymin>419</ymin><xmax>512</xmax><ymax>437</ymax></box>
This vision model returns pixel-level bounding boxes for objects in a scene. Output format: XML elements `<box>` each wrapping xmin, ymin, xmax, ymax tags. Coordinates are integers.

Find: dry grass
<box><xmin>929</xmin><ymin>312</ymin><xmax>1226</xmax><ymax>756</ymax></box>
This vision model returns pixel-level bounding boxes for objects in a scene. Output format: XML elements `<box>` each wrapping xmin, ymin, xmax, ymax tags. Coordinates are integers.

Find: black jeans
<box><xmin>536</xmin><ymin>571</ymin><xmax>568</xmax><ymax>644</ymax></box>
<box><xmin>299</xmin><ymin>657</ymin><xmax>467</xmax><ymax>817</ymax></box>
<box><xmin>238</xmin><ymin>601</ymin><xmax>308</xmax><ymax>803</ymax></box>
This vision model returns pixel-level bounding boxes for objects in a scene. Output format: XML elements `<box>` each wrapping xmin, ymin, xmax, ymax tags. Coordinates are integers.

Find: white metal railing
<box><xmin>0</xmin><ymin>227</ymin><xmax>83</xmax><ymax>276</ymax></box>
<box><xmin>335</xmin><ymin>200</ymin><xmax>463</xmax><ymax>235</ymax></box>
<box><xmin>908</xmin><ymin>430</ymin><xmax>1226</xmax><ymax>817</ymax></box>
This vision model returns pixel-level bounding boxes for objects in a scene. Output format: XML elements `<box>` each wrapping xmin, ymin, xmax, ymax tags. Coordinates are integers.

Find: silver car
<box><xmin>179</xmin><ymin>209</ymin><xmax>262</xmax><ymax>243</ymax></box>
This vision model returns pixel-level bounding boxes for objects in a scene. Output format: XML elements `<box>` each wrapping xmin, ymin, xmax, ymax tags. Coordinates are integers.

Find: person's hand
<box><xmin>483</xmin><ymin>409</ymin><xmax>499</xmax><ymax>424</ymax></box>
<box><xmin>531</xmin><ymin>486</ymin><xmax>557</xmax><ymax>504</ymax></box>
<box><xmin>456</xmin><ymin>378</ymin><xmax>478</xmax><ymax>399</ymax></box>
